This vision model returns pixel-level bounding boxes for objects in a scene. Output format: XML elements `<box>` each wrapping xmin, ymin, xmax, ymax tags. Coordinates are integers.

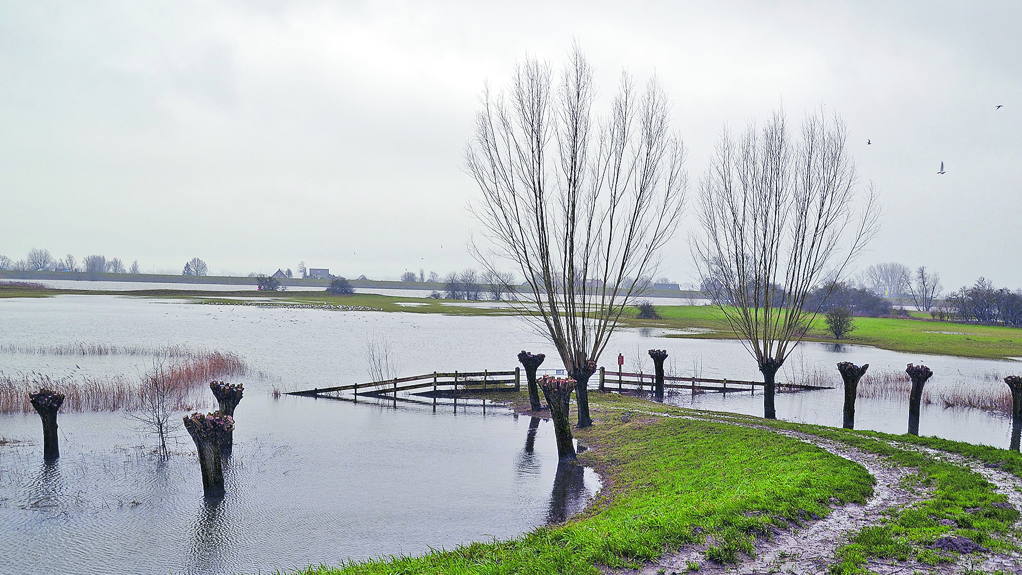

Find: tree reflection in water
<box><xmin>515</xmin><ymin>417</ymin><xmax>543</xmax><ymax>480</ymax></box>
<box><xmin>187</xmin><ymin>496</ymin><xmax>235</xmax><ymax>574</ymax></box>
<box><xmin>547</xmin><ymin>460</ymin><xmax>587</xmax><ymax>524</ymax></box>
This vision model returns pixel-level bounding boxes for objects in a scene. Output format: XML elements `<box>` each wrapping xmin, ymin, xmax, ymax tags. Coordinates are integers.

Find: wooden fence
<box><xmin>287</xmin><ymin>369</ymin><xmax>520</xmax><ymax>399</ymax></box>
<box><xmin>597</xmin><ymin>368</ymin><xmax>832</xmax><ymax>395</ymax></box>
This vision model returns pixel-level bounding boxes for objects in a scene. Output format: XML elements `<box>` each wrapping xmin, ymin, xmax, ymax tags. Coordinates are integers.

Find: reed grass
<box><xmin>0</xmin><ymin>351</ymin><xmax>246</xmax><ymax>414</ymax></box>
<box><xmin>0</xmin><ymin>342</ymin><xmax>196</xmax><ymax>357</ymax></box>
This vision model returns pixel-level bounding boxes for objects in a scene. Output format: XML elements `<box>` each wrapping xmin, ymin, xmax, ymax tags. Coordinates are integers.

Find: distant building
<box><xmin>271</xmin><ymin>269</ymin><xmax>288</xmax><ymax>279</ymax></box>
<box><xmin>308</xmin><ymin>268</ymin><xmax>330</xmax><ymax>279</ymax></box>
<box><xmin>653</xmin><ymin>282</ymin><xmax>680</xmax><ymax>291</ymax></box>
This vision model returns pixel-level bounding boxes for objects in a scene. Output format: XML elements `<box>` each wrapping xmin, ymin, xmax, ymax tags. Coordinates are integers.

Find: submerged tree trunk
<box><xmin>758</xmin><ymin>358</ymin><xmax>781</xmax><ymax>420</ymax></box>
<box><xmin>1005</xmin><ymin>376</ymin><xmax>1022</xmax><ymax>451</ymax></box>
<box><xmin>649</xmin><ymin>350</ymin><xmax>668</xmax><ymax>401</ymax></box>
<box><xmin>517</xmin><ymin>351</ymin><xmax>546</xmax><ymax>411</ymax></box>
<box><xmin>30</xmin><ymin>389</ymin><xmax>64</xmax><ymax>461</ymax></box>
<box><xmin>183</xmin><ymin>412</ymin><xmax>235</xmax><ymax>498</ymax></box>
<box><xmin>209</xmin><ymin>382</ymin><xmax>244</xmax><ymax>456</ymax></box>
<box><xmin>837</xmin><ymin>362</ymin><xmax>869</xmax><ymax>429</ymax></box>
<box><xmin>572</xmin><ymin>357</ymin><xmax>597</xmax><ymax>429</ymax></box>
<box><xmin>906</xmin><ymin>364</ymin><xmax>933</xmax><ymax>436</ymax></box>
<box><xmin>539</xmin><ymin>376</ymin><xmax>576</xmax><ymax>459</ymax></box>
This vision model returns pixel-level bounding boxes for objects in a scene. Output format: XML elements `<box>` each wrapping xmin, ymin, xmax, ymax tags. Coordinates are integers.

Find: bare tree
<box><xmin>467</xmin><ymin>46</ymin><xmax>686</xmax><ymax>438</ymax></box>
<box><xmin>27</xmin><ymin>248</ymin><xmax>54</xmax><ymax>271</ymax></box>
<box><xmin>860</xmin><ymin>262</ymin><xmax>910</xmax><ymax>297</ymax></box>
<box><xmin>443</xmin><ymin>272</ymin><xmax>462</xmax><ymax>300</ymax></box>
<box><xmin>183</xmin><ymin>257</ymin><xmax>208</xmax><ymax>276</ymax></box>
<box><xmin>401</xmin><ymin>271</ymin><xmax>418</xmax><ymax>282</ymax></box>
<box><xmin>484</xmin><ymin>270</ymin><xmax>516</xmax><ymax>301</ymax></box>
<box><xmin>65</xmin><ymin>254</ymin><xmax>77</xmax><ymax>273</ymax></box>
<box><xmin>83</xmin><ymin>254</ymin><xmax>107</xmax><ymax>280</ymax></box>
<box><xmin>298</xmin><ymin>261</ymin><xmax>307</xmax><ymax>278</ymax></box>
<box><xmin>106</xmin><ymin>258</ymin><xmax>126</xmax><ymax>274</ymax></box>
<box><xmin>129</xmin><ymin>260</ymin><xmax>140</xmax><ymax>274</ymax></box>
<box><xmin>364</xmin><ymin>334</ymin><xmax>399</xmax><ymax>382</ymax></box>
<box><xmin>693</xmin><ymin>108</ymin><xmax>879</xmax><ymax>419</ymax></box>
<box><xmin>908</xmin><ymin>265</ymin><xmax>941</xmax><ymax>311</ymax></box>
<box><xmin>427</xmin><ymin>271</ymin><xmax>439</xmax><ymax>283</ymax></box>
<box><xmin>127</xmin><ymin>362</ymin><xmax>183</xmax><ymax>459</ymax></box>
<box><xmin>0</xmin><ymin>255</ymin><xmax>11</xmax><ymax>271</ymax></box>
<box><xmin>460</xmin><ymin>268</ymin><xmax>481</xmax><ymax>300</ymax></box>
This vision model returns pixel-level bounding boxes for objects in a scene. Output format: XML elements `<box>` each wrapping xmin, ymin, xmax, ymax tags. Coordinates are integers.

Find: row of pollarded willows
<box><xmin>0</xmin><ymin>351</ymin><xmax>246</xmax><ymax>413</ymax></box>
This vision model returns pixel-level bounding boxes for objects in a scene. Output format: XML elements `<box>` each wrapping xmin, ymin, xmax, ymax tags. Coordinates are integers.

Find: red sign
<box><xmin>617</xmin><ymin>353</ymin><xmax>624</xmax><ymax>366</ymax></box>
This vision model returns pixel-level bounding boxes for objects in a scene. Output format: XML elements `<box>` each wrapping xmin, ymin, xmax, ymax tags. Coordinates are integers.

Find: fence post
<box><xmin>599</xmin><ymin>367</ymin><xmax>605</xmax><ymax>391</ymax></box>
<box><xmin>454</xmin><ymin>371</ymin><xmax>458</xmax><ymax>393</ymax></box>
<box><xmin>618</xmin><ymin>365</ymin><xmax>622</xmax><ymax>392</ymax></box>
<box><xmin>394</xmin><ymin>377</ymin><xmax>398</xmax><ymax>399</ymax></box>
<box><xmin>483</xmin><ymin>369</ymin><xmax>488</xmax><ymax>392</ymax></box>
<box><xmin>723</xmin><ymin>379</ymin><xmax>727</xmax><ymax>395</ymax></box>
<box><xmin>433</xmin><ymin>371</ymin><xmax>437</xmax><ymax>408</ymax></box>
<box><xmin>514</xmin><ymin>367</ymin><xmax>521</xmax><ymax>391</ymax></box>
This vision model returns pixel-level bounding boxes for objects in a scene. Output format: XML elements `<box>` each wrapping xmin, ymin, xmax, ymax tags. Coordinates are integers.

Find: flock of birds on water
<box><xmin>867</xmin><ymin>104</ymin><xmax>1004</xmax><ymax>175</ymax></box>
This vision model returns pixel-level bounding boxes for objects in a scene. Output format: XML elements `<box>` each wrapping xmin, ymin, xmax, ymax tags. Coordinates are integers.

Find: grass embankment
<box><xmin>624</xmin><ymin>304</ymin><xmax>1022</xmax><ymax>360</ymax></box>
<box><xmin>286</xmin><ymin>393</ymin><xmax>874</xmax><ymax>575</ymax></box>
<box><xmin>699</xmin><ymin>411</ymin><xmax>1022</xmax><ymax>573</ymax></box>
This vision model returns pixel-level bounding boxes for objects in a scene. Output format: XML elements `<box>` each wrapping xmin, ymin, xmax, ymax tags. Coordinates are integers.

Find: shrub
<box><xmin>636</xmin><ymin>300</ymin><xmax>660</xmax><ymax>319</ymax></box>
<box><xmin>256</xmin><ymin>275</ymin><xmax>280</xmax><ymax>291</ymax></box>
<box><xmin>825</xmin><ymin>307</ymin><xmax>855</xmax><ymax>339</ymax></box>
<box><xmin>327</xmin><ymin>277</ymin><xmax>354</xmax><ymax>295</ymax></box>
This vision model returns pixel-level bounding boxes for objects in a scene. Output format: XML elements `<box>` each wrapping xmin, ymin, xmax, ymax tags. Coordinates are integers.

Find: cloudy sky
<box><xmin>2</xmin><ymin>1</ymin><xmax>1018</xmax><ymax>289</ymax></box>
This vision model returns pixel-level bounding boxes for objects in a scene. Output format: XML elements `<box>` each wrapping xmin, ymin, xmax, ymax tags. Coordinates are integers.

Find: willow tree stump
<box><xmin>183</xmin><ymin>412</ymin><xmax>235</xmax><ymax>498</ymax></box>
<box><xmin>210</xmin><ymin>381</ymin><xmax>244</xmax><ymax>456</ymax></box>
<box><xmin>1005</xmin><ymin>376</ymin><xmax>1022</xmax><ymax>451</ymax></box>
<box><xmin>648</xmin><ymin>349</ymin><xmax>668</xmax><ymax>401</ymax></box>
<box><xmin>30</xmin><ymin>389</ymin><xmax>64</xmax><ymax>460</ymax></box>
<box><xmin>571</xmin><ymin>357</ymin><xmax>598</xmax><ymax>429</ymax></box>
<box><xmin>539</xmin><ymin>375</ymin><xmax>577</xmax><ymax>460</ymax></box>
<box><xmin>906</xmin><ymin>364</ymin><xmax>933</xmax><ymax>436</ymax></box>
<box><xmin>758</xmin><ymin>357</ymin><xmax>782</xmax><ymax>420</ymax></box>
<box><xmin>517</xmin><ymin>351</ymin><xmax>546</xmax><ymax>412</ymax></box>
<box><xmin>837</xmin><ymin>362</ymin><xmax>869</xmax><ymax>429</ymax></box>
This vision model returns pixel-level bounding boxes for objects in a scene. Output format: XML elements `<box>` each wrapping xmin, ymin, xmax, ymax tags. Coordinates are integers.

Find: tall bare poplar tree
<box><xmin>694</xmin><ymin>109</ymin><xmax>879</xmax><ymax>419</ymax></box>
<box><xmin>467</xmin><ymin>47</ymin><xmax>686</xmax><ymax>433</ymax></box>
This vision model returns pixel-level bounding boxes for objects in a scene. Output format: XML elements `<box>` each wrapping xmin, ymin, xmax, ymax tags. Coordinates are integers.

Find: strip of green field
<box><xmin>626</xmin><ymin>304</ymin><xmax>1022</xmax><ymax>360</ymax></box>
<box><xmin>283</xmin><ymin>393</ymin><xmax>873</xmax><ymax>575</ymax></box>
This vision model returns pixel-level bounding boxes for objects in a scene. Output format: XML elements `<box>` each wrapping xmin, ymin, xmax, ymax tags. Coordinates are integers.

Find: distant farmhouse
<box><xmin>308</xmin><ymin>268</ymin><xmax>330</xmax><ymax>279</ymax></box>
<box><xmin>653</xmin><ymin>282</ymin><xmax>680</xmax><ymax>291</ymax></box>
<box><xmin>271</xmin><ymin>269</ymin><xmax>288</xmax><ymax>279</ymax></box>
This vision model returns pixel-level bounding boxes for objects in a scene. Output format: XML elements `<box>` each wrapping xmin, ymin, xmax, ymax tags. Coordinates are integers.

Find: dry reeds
<box><xmin>857</xmin><ymin>368</ymin><xmax>1015</xmax><ymax>415</ymax></box>
<box><xmin>0</xmin><ymin>342</ymin><xmax>196</xmax><ymax>357</ymax></box>
<box><xmin>0</xmin><ymin>350</ymin><xmax>246</xmax><ymax>414</ymax></box>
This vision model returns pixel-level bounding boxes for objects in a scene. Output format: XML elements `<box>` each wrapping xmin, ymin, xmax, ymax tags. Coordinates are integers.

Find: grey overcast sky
<box><xmin>2</xmin><ymin>1</ymin><xmax>1019</xmax><ymax>289</ymax></box>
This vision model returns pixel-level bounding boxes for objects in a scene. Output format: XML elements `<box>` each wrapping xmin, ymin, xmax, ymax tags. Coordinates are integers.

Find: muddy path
<box><xmin>595</xmin><ymin>405</ymin><xmax>1022</xmax><ymax>575</ymax></box>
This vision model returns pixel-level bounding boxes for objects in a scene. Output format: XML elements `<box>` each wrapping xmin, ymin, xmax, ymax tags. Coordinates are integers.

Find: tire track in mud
<box><xmin>596</xmin><ymin>406</ymin><xmax>1022</xmax><ymax>574</ymax></box>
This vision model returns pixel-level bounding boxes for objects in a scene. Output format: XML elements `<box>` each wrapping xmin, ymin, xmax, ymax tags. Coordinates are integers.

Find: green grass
<box><xmin>282</xmin><ymin>393</ymin><xmax>874</xmax><ymax>574</ymax></box>
<box><xmin>623</xmin><ymin>304</ymin><xmax>1022</xmax><ymax>360</ymax></box>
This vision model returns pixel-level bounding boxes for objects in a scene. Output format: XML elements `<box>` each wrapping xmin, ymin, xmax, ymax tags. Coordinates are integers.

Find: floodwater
<box><xmin>1</xmin><ymin>294</ymin><xmax>1019</xmax><ymax>574</ymax></box>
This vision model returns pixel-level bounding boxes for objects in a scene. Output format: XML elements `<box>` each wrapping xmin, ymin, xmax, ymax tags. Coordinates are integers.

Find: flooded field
<box><xmin>1</xmin><ymin>294</ymin><xmax>1019</xmax><ymax>574</ymax></box>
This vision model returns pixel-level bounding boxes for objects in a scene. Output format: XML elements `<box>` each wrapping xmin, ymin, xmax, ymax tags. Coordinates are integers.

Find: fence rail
<box><xmin>598</xmin><ymin>369</ymin><xmax>832</xmax><ymax>394</ymax></box>
<box><xmin>287</xmin><ymin>369</ymin><xmax>520</xmax><ymax>399</ymax></box>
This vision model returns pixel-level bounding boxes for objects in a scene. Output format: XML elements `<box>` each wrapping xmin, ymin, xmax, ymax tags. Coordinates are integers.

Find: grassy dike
<box><xmin>283</xmin><ymin>392</ymin><xmax>875</xmax><ymax>575</ymax></box>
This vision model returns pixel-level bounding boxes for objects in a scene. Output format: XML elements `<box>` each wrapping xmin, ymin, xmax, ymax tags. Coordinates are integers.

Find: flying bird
<box><xmin>996</xmin><ymin>105</ymin><xmax>1004</xmax><ymax>110</ymax></box>
<box><xmin>937</xmin><ymin>162</ymin><xmax>946</xmax><ymax>175</ymax></box>
<box><xmin>867</xmin><ymin>139</ymin><xmax>871</xmax><ymax>145</ymax></box>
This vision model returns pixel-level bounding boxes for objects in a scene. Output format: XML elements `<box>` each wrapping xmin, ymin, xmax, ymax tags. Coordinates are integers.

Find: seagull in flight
<box><xmin>937</xmin><ymin>161</ymin><xmax>946</xmax><ymax>175</ymax></box>
<box><xmin>867</xmin><ymin>139</ymin><xmax>871</xmax><ymax>145</ymax></box>
<box><xmin>996</xmin><ymin>105</ymin><xmax>1004</xmax><ymax>110</ymax></box>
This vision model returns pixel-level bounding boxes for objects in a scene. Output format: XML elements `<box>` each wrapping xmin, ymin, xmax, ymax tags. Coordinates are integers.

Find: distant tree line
<box><xmin>421</xmin><ymin>268</ymin><xmax>517</xmax><ymax>301</ymax></box>
<box><xmin>935</xmin><ymin>277</ymin><xmax>1022</xmax><ymax>326</ymax></box>
<box><xmin>0</xmin><ymin>248</ymin><xmax>141</xmax><ymax>279</ymax></box>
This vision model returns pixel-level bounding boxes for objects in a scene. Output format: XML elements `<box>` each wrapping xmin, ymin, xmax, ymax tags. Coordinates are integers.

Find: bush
<box><xmin>805</xmin><ymin>281</ymin><xmax>892</xmax><ymax>317</ymax></box>
<box><xmin>825</xmin><ymin>307</ymin><xmax>855</xmax><ymax>339</ymax></box>
<box><xmin>327</xmin><ymin>277</ymin><xmax>354</xmax><ymax>295</ymax></box>
<box><xmin>636</xmin><ymin>300</ymin><xmax>660</xmax><ymax>319</ymax></box>
<box><xmin>256</xmin><ymin>275</ymin><xmax>280</xmax><ymax>291</ymax></box>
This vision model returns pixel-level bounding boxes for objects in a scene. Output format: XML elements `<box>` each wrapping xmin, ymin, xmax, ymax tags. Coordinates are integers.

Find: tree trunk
<box><xmin>837</xmin><ymin>362</ymin><xmax>869</xmax><ymax>429</ymax></box>
<box><xmin>184</xmin><ymin>412</ymin><xmax>235</xmax><ymax>498</ymax></box>
<box><xmin>524</xmin><ymin>416</ymin><xmax>541</xmax><ymax>453</ymax></box>
<box><xmin>649</xmin><ymin>350</ymin><xmax>668</xmax><ymax>401</ymax></box>
<box><xmin>30</xmin><ymin>389</ymin><xmax>64</xmax><ymax>461</ymax></box>
<box><xmin>906</xmin><ymin>364</ymin><xmax>933</xmax><ymax>436</ymax></box>
<box><xmin>758</xmin><ymin>359</ymin><xmax>781</xmax><ymax>420</ymax></box>
<box><xmin>572</xmin><ymin>357</ymin><xmax>597</xmax><ymax>429</ymax></box>
<box><xmin>209</xmin><ymin>382</ymin><xmax>243</xmax><ymax>457</ymax></box>
<box><xmin>539</xmin><ymin>378</ymin><xmax>576</xmax><ymax>460</ymax></box>
<box><xmin>517</xmin><ymin>351</ymin><xmax>546</xmax><ymax>411</ymax></box>
<box><xmin>1005</xmin><ymin>376</ymin><xmax>1022</xmax><ymax>451</ymax></box>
